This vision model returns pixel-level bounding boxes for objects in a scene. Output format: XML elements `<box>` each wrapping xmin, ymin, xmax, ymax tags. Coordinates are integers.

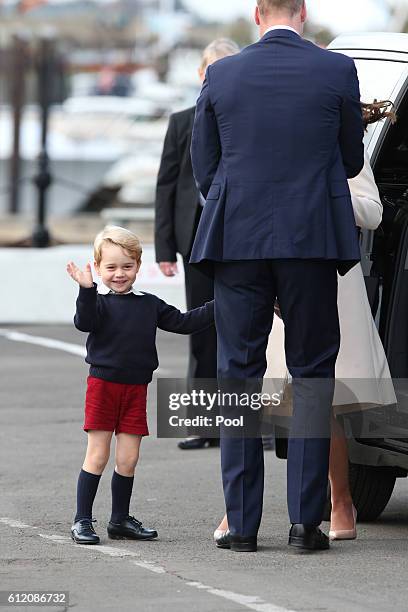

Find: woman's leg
<box><xmin>215</xmin><ymin>514</ymin><xmax>228</xmax><ymax>533</ymax></box>
<box><xmin>75</xmin><ymin>430</ymin><xmax>112</xmax><ymax>522</ymax></box>
<box><xmin>329</xmin><ymin>415</ymin><xmax>355</xmax><ymax>531</ymax></box>
<box><xmin>111</xmin><ymin>433</ymin><xmax>142</xmax><ymax>523</ymax></box>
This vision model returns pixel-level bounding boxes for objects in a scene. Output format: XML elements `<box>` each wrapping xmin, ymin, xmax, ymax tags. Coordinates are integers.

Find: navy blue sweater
<box><xmin>74</xmin><ymin>284</ymin><xmax>214</xmax><ymax>384</ymax></box>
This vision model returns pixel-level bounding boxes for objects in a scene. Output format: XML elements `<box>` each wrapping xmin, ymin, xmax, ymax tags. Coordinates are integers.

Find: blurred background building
<box><xmin>0</xmin><ymin>0</ymin><xmax>407</xmax><ymax>243</ymax></box>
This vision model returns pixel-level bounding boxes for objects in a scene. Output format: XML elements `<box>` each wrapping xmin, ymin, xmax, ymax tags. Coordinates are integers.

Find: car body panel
<box><xmin>329</xmin><ymin>33</ymin><xmax>408</xmax><ymax>157</ymax></box>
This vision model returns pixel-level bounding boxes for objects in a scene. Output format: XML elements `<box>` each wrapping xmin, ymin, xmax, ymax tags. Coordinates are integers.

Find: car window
<box><xmin>353</xmin><ymin>60</ymin><xmax>408</xmax><ymax>148</ymax></box>
<box><xmin>354</xmin><ymin>59</ymin><xmax>407</xmax><ymax>104</ymax></box>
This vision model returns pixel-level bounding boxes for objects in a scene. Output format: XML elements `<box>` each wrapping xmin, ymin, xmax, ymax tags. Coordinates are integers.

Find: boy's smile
<box><xmin>95</xmin><ymin>243</ymin><xmax>141</xmax><ymax>294</ymax></box>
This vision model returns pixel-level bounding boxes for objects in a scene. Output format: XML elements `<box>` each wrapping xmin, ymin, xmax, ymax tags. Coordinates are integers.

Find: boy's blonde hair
<box><xmin>94</xmin><ymin>226</ymin><xmax>143</xmax><ymax>265</ymax></box>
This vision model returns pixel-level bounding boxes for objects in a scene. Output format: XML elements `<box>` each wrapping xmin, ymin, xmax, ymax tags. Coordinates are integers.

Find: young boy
<box><xmin>67</xmin><ymin>226</ymin><xmax>214</xmax><ymax>544</ymax></box>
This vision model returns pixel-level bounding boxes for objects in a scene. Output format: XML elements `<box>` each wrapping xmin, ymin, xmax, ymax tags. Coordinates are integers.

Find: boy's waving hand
<box><xmin>67</xmin><ymin>262</ymin><xmax>94</xmax><ymax>288</ymax></box>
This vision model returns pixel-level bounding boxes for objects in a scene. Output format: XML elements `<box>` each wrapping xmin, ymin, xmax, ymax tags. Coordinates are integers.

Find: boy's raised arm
<box><xmin>67</xmin><ymin>261</ymin><xmax>100</xmax><ymax>332</ymax></box>
<box><xmin>157</xmin><ymin>299</ymin><xmax>214</xmax><ymax>335</ymax></box>
<box><xmin>74</xmin><ymin>284</ymin><xmax>100</xmax><ymax>332</ymax></box>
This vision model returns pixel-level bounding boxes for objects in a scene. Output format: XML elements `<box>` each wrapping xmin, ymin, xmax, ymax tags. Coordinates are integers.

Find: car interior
<box><xmin>365</xmin><ymin>89</ymin><xmax>408</xmax><ymax>377</ymax></box>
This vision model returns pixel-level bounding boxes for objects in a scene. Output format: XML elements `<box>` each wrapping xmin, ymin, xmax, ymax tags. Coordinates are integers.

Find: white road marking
<box><xmin>2</xmin><ymin>519</ymin><xmax>294</xmax><ymax>612</ymax></box>
<box><xmin>39</xmin><ymin>534</ymin><xmax>71</xmax><ymax>543</ymax></box>
<box><xmin>0</xmin><ymin>517</ymin><xmax>38</xmax><ymax>529</ymax></box>
<box><xmin>40</xmin><ymin>533</ymin><xmax>167</xmax><ymax>573</ymax></box>
<box><xmin>0</xmin><ymin>328</ymin><xmax>169</xmax><ymax>375</ymax></box>
<box><xmin>0</xmin><ymin>328</ymin><xmax>86</xmax><ymax>357</ymax></box>
<box><xmin>186</xmin><ymin>582</ymin><xmax>291</xmax><ymax>612</ymax></box>
<box><xmin>130</xmin><ymin>560</ymin><xmax>166</xmax><ymax>574</ymax></box>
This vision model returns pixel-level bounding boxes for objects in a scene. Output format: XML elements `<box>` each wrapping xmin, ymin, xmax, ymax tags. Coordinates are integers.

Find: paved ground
<box><xmin>1</xmin><ymin>325</ymin><xmax>408</xmax><ymax>612</ymax></box>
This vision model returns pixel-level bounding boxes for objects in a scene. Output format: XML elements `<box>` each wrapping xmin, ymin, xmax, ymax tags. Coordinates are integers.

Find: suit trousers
<box><xmin>183</xmin><ymin>256</ymin><xmax>217</xmax><ymax>437</ymax></box>
<box><xmin>214</xmin><ymin>259</ymin><xmax>340</xmax><ymax>536</ymax></box>
<box><xmin>183</xmin><ymin>256</ymin><xmax>217</xmax><ymax>381</ymax></box>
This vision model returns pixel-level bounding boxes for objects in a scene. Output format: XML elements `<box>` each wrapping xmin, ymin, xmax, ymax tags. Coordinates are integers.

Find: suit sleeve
<box><xmin>157</xmin><ymin>299</ymin><xmax>214</xmax><ymax>335</ymax></box>
<box><xmin>154</xmin><ymin>114</ymin><xmax>179</xmax><ymax>263</ymax></box>
<box><xmin>339</xmin><ymin>59</ymin><xmax>365</xmax><ymax>179</ymax></box>
<box><xmin>348</xmin><ymin>150</ymin><xmax>382</xmax><ymax>230</ymax></box>
<box><xmin>74</xmin><ymin>284</ymin><xmax>101</xmax><ymax>332</ymax></box>
<box><xmin>191</xmin><ymin>68</ymin><xmax>221</xmax><ymax>199</ymax></box>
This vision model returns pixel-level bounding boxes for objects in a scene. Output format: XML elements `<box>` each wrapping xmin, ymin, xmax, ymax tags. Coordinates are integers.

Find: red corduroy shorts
<box><xmin>84</xmin><ymin>376</ymin><xmax>149</xmax><ymax>436</ymax></box>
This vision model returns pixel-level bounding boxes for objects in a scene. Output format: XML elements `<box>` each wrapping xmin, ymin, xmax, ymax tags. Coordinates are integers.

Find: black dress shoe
<box><xmin>71</xmin><ymin>518</ymin><xmax>100</xmax><ymax>545</ymax></box>
<box><xmin>215</xmin><ymin>530</ymin><xmax>257</xmax><ymax>552</ymax></box>
<box><xmin>178</xmin><ymin>437</ymin><xmax>220</xmax><ymax>450</ymax></box>
<box><xmin>107</xmin><ymin>515</ymin><xmax>158</xmax><ymax>540</ymax></box>
<box><xmin>288</xmin><ymin>524</ymin><xmax>330</xmax><ymax>551</ymax></box>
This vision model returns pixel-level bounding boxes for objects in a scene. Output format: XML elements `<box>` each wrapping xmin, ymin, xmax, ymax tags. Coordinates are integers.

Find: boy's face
<box><xmin>94</xmin><ymin>243</ymin><xmax>141</xmax><ymax>294</ymax></box>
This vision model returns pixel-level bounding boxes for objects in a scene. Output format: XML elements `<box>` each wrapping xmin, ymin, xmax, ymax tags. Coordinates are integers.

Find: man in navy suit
<box><xmin>190</xmin><ymin>0</ymin><xmax>364</xmax><ymax>552</ymax></box>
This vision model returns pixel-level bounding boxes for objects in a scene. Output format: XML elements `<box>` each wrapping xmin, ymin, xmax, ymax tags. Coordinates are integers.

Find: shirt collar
<box><xmin>264</xmin><ymin>25</ymin><xmax>300</xmax><ymax>36</ymax></box>
<box><xmin>97</xmin><ymin>283</ymin><xmax>144</xmax><ymax>296</ymax></box>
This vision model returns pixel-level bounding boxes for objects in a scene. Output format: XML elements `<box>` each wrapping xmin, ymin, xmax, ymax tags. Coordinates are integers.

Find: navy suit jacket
<box><xmin>190</xmin><ymin>30</ymin><xmax>365</xmax><ymax>276</ymax></box>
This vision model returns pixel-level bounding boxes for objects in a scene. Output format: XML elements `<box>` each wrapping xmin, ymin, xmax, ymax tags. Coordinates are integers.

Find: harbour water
<box><xmin>0</xmin><ymin>158</ymin><xmax>115</xmax><ymax>216</ymax></box>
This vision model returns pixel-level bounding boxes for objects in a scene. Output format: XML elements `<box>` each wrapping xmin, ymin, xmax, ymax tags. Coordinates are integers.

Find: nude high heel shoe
<box><xmin>213</xmin><ymin>528</ymin><xmax>228</xmax><ymax>541</ymax></box>
<box><xmin>329</xmin><ymin>505</ymin><xmax>357</xmax><ymax>541</ymax></box>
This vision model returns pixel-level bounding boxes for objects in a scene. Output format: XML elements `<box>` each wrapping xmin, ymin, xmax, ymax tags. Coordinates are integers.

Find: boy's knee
<box><xmin>86</xmin><ymin>450</ymin><xmax>110</xmax><ymax>473</ymax></box>
<box><xmin>116</xmin><ymin>456</ymin><xmax>139</xmax><ymax>476</ymax></box>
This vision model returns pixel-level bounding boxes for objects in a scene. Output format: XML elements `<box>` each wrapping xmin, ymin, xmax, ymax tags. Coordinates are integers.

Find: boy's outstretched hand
<box><xmin>67</xmin><ymin>262</ymin><xmax>94</xmax><ymax>288</ymax></box>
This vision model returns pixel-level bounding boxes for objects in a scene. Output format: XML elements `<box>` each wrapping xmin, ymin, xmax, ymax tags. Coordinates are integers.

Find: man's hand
<box><xmin>67</xmin><ymin>261</ymin><xmax>94</xmax><ymax>288</ymax></box>
<box><xmin>159</xmin><ymin>262</ymin><xmax>178</xmax><ymax>277</ymax></box>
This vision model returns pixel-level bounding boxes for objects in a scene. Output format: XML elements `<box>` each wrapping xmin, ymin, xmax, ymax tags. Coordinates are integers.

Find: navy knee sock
<box><xmin>110</xmin><ymin>471</ymin><xmax>134</xmax><ymax>523</ymax></box>
<box><xmin>74</xmin><ymin>469</ymin><xmax>101</xmax><ymax>522</ymax></box>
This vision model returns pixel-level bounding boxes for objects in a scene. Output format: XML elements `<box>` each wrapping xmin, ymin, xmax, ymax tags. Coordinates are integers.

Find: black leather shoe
<box><xmin>107</xmin><ymin>515</ymin><xmax>158</xmax><ymax>540</ymax></box>
<box><xmin>288</xmin><ymin>524</ymin><xmax>330</xmax><ymax>551</ymax></box>
<box><xmin>231</xmin><ymin>534</ymin><xmax>257</xmax><ymax>552</ymax></box>
<box><xmin>215</xmin><ymin>530</ymin><xmax>257</xmax><ymax>552</ymax></box>
<box><xmin>71</xmin><ymin>518</ymin><xmax>100</xmax><ymax>545</ymax></box>
<box><xmin>178</xmin><ymin>437</ymin><xmax>220</xmax><ymax>450</ymax></box>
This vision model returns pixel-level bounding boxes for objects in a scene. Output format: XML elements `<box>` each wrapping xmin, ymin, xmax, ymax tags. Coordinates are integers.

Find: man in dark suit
<box><xmin>190</xmin><ymin>0</ymin><xmax>364</xmax><ymax>552</ymax></box>
<box><xmin>155</xmin><ymin>39</ymin><xmax>240</xmax><ymax>450</ymax></box>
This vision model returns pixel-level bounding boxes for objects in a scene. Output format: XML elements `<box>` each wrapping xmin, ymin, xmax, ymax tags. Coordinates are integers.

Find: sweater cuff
<box><xmin>78</xmin><ymin>283</ymin><xmax>97</xmax><ymax>301</ymax></box>
<box><xmin>205</xmin><ymin>300</ymin><xmax>215</xmax><ymax>323</ymax></box>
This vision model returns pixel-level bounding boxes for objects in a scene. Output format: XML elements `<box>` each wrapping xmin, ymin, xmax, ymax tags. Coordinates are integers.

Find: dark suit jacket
<box><xmin>155</xmin><ymin>106</ymin><xmax>199</xmax><ymax>262</ymax></box>
<box><xmin>190</xmin><ymin>29</ymin><xmax>365</xmax><ymax>275</ymax></box>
